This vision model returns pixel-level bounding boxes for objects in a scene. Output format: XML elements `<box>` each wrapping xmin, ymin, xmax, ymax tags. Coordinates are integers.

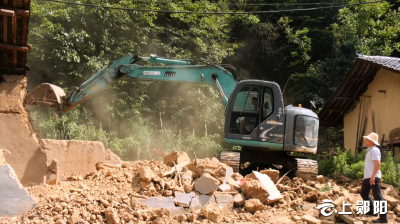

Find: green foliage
<box><xmin>316</xmin><ymin>149</ymin><xmax>400</xmax><ymax>187</ymax></box>
<box><xmin>319</xmin><ymin>184</ymin><xmax>332</xmax><ymax>192</ymax></box>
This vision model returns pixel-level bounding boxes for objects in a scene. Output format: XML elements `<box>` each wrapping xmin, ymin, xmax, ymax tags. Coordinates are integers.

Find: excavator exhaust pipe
<box><xmin>26</xmin><ymin>83</ymin><xmax>66</xmax><ymax>108</ymax></box>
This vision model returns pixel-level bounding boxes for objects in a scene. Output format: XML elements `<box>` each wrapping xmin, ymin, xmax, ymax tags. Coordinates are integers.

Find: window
<box><xmin>232</xmin><ymin>86</ymin><xmax>260</xmax><ymax>112</ymax></box>
<box><xmin>262</xmin><ymin>88</ymin><xmax>274</xmax><ymax>120</ymax></box>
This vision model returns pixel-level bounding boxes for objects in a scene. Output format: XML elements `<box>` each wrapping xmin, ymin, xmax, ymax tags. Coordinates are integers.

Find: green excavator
<box><xmin>26</xmin><ymin>53</ymin><xmax>319</xmax><ymax>179</ymax></box>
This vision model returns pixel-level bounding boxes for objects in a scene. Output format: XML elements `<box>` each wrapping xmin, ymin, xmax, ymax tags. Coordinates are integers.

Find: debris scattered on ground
<box><xmin>1</xmin><ymin>150</ymin><xmax>400</xmax><ymax>224</ymax></box>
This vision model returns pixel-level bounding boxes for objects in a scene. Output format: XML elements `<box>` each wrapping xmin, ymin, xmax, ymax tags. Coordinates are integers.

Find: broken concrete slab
<box><xmin>253</xmin><ymin>171</ymin><xmax>282</xmax><ymax>204</ymax></box>
<box><xmin>0</xmin><ymin>165</ymin><xmax>35</xmax><ymax>217</ymax></box>
<box><xmin>164</xmin><ymin>151</ymin><xmax>190</xmax><ymax>167</ymax></box>
<box><xmin>43</xmin><ymin>139</ymin><xmax>106</xmax><ymax>177</ymax></box>
<box><xmin>194</xmin><ymin>173</ymin><xmax>219</xmax><ymax>195</ymax></box>
<box><xmin>244</xmin><ymin>199</ymin><xmax>264</xmax><ymax>214</ymax></box>
<box><xmin>138</xmin><ymin>197</ymin><xmax>186</xmax><ymax>216</ymax></box>
<box><xmin>138</xmin><ymin>166</ymin><xmax>157</xmax><ymax>182</ymax></box>
<box><xmin>174</xmin><ymin>191</ymin><xmax>194</xmax><ymax>208</ymax></box>
<box><xmin>219</xmin><ymin>167</ymin><xmax>233</xmax><ymax>192</ymax></box>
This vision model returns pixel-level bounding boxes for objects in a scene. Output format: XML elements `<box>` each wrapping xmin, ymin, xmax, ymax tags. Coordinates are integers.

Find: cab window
<box><xmin>262</xmin><ymin>88</ymin><xmax>274</xmax><ymax>120</ymax></box>
<box><xmin>233</xmin><ymin>86</ymin><xmax>260</xmax><ymax>112</ymax></box>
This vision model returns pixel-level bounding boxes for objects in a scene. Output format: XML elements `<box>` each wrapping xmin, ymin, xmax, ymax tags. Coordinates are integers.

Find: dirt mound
<box><xmin>1</xmin><ymin>150</ymin><xmax>400</xmax><ymax>224</ymax></box>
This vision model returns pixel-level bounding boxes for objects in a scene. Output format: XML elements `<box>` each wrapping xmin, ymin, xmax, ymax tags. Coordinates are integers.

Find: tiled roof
<box><xmin>358</xmin><ymin>55</ymin><xmax>400</xmax><ymax>72</ymax></box>
<box><xmin>318</xmin><ymin>55</ymin><xmax>400</xmax><ymax>127</ymax></box>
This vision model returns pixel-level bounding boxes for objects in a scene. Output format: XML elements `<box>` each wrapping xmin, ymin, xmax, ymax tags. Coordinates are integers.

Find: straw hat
<box><xmin>363</xmin><ymin>132</ymin><xmax>380</xmax><ymax>146</ymax></box>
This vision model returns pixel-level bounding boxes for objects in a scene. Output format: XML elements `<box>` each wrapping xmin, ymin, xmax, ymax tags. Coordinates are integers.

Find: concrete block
<box><xmin>164</xmin><ymin>151</ymin><xmax>190</xmax><ymax>167</ymax></box>
<box><xmin>194</xmin><ymin>173</ymin><xmax>219</xmax><ymax>195</ymax></box>
<box><xmin>0</xmin><ymin>165</ymin><xmax>34</xmax><ymax>217</ymax></box>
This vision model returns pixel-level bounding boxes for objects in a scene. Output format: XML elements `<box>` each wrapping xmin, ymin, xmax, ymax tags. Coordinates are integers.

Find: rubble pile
<box><xmin>1</xmin><ymin>151</ymin><xmax>400</xmax><ymax>224</ymax></box>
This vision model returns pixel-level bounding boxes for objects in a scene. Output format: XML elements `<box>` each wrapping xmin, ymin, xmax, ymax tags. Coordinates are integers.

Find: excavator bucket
<box><xmin>26</xmin><ymin>83</ymin><xmax>66</xmax><ymax>108</ymax></box>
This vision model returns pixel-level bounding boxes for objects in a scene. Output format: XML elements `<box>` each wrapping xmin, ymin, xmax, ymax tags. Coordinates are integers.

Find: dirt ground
<box><xmin>1</xmin><ymin>151</ymin><xmax>400</xmax><ymax>224</ymax></box>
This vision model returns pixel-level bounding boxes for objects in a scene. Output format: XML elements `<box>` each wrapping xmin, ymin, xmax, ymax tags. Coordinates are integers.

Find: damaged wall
<box><xmin>0</xmin><ymin>75</ymin><xmax>47</xmax><ymax>186</ymax></box>
<box><xmin>43</xmin><ymin>139</ymin><xmax>120</xmax><ymax>177</ymax></box>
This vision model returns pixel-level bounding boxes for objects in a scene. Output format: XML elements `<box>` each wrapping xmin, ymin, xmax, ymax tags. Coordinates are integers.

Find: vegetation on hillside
<box><xmin>28</xmin><ymin>0</ymin><xmax>400</xmax><ymax>165</ymax></box>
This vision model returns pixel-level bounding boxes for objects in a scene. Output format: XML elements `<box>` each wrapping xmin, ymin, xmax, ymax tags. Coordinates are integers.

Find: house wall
<box><xmin>344</xmin><ymin>68</ymin><xmax>400</xmax><ymax>156</ymax></box>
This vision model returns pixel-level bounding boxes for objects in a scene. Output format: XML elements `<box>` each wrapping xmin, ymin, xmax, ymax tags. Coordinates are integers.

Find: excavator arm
<box><xmin>26</xmin><ymin>54</ymin><xmax>237</xmax><ymax>112</ymax></box>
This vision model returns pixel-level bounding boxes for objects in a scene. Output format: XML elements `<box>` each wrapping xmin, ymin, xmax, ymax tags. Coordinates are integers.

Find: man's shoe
<box><xmin>372</xmin><ymin>219</ymin><xmax>388</xmax><ymax>223</ymax></box>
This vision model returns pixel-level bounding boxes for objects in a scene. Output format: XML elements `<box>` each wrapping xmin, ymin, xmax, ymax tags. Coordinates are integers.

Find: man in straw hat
<box><xmin>360</xmin><ymin>132</ymin><xmax>387</xmax><ymax>223</ymax></box>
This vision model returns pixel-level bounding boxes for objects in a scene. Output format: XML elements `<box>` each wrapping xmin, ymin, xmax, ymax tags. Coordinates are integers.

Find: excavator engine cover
<box><xmin>25</xmin><ymin>83</ymin><xmax>66</xmax><ymax>108</ymax></box>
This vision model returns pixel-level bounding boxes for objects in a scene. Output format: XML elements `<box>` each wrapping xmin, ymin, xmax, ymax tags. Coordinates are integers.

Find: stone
<box><xmin>333</xmin><ymin>197</ymin><xmax>346</xmax><ymax>208</ymax></box>
<box><xmin>234</xmin><ymin>193</ymin><xmax>245</xmax><ymax>207</ymax></box>
<box><xmin>349</xmin><ymin>188</ymin><xmax>358</xmax><ymax>194</ymax></box>
<box><xmin>228</xmin><ymin>177</ymin><xmax>240</xmax><ymax>191</ymax></box>
<box><xmin>292</xmin><ymin>215</ymin><xmax>302</xmax><ymax>222</ymax></box>
<box><xmin>138</xmin><ymin>166</ymin><xmax>156</xmax><ymax>182</ymax></box>
<box><xmin>244</xmin><ymin>199</ymin><xmax>265</xmax><ymax>214</ymax></box>
<box><xmin>320</xmin><ymin>221</ymin><xmax>334</xmax><ymax>224</ymax></box>
<box><xmin>332</xmin><ymin>186</ymin><xmax>340</xmax><ymax>194</ymax></box>
<box><xmin>304</xmin><ymin>192</ymin><xmax>318</xmax><ymax>202</ymax></box>
<box><xmin>0</xmin><ymin>165</ymin><xmax>35</xmax><ymax>217</ymax></box>
<box><xmin>105</xmin><ymin>208</ymin><xmax>120</xmax><ymax>224</ymax></box>
<box><xmin>304</xmin><ymin>186</ymin><xmax>316</xmax><ymax>193</ymax></box>
<box><xmin>301</xmin><ymin>215</ymin><xmax>321</xmax><ymax>224</ymax></box>
<box><xmin>194</xmin><ymin>173</ymin><xmax>219</xmax><ymax>195</ymax></box>
<box><xmin>240</xmin><ymin>179</ymin><xmax>269</xmax><ymax>204</ymax></box>
<box><xmin>394</xmin><ymin>204</ymin><xmax>400</xmax><ymax>213</ymax></box>
<box><xmin>317</xmin><ymin>175</ymin><xmax>325</xmax><ymax>183</ymax></box>
<box><xmin>259</xmin><ymin>169</ymin><xmax>280</xmax><ymax>184</ymax></box>
<box><xmin>338</xmin><ymin>214</ymin><xmax>355</xmax><ymax>224</ymax></box>
<box><xmin>383</xmin><ymin>187</ymin><xmax>392</xmax><ymax>195</ymax></box>
<box><xmin>43</xmin><ymin>139</ymin><xmax>106</xmax><ymax>177</ymax></box>
<box><xmin>201</xmin><ymin>203</ymin><xmax>223</xmax><ymax>223</ymax></box>
<box><xmin>319</xmin><ymin>192</ymin><xmax>331</xmax><ymax>201</ymax></box>
<box><xmin>253</xmin><ymin>171</ymin><xmax>282</xmax><ymax>204</ymax></box>
<box><xmin>383</xmin><ymin>194</ymin><xmax>398</xmax><ymax>208</ymax></box>
<box><xmin>164</xmin><ymin>151</ymin><xmax>190</xmax><ymax>167</ymax></box>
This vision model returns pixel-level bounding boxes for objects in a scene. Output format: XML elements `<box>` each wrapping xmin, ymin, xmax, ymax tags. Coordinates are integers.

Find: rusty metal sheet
<box><xmin>25</xmin><ymin>83</ymin><xmax>66</xmax><ymax>108</ymax></box>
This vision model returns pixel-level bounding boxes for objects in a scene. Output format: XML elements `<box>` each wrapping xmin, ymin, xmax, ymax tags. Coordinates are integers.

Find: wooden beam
<box><xmin>0</xmin><ymin>43</ymin><xmax>31</xmax><ymax>52</ymax></box>
<box><xmin>0</xmin><ymin>6</ymin><xmax>30</xmax><ymax>17</ymax></box>
<box><xmin>0</xmin><ymin>9</ymin><xmax>15</xmax><ymax>17</ymax></box>
<box><xmin>24</xmin><ymin>0</ymin><xmax>30</xmax><ymax>10</ymax></box>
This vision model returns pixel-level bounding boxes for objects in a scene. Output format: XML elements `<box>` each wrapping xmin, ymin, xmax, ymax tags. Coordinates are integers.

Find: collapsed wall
<box><xmin>0</xmin><ymin>75</ymin><xmax>47</xmax><ymax>186</ymax></box>
<box><xmin>43</xmin><ymin>139</ymin><xmax>118</xmax><ymax>177</ymax></box>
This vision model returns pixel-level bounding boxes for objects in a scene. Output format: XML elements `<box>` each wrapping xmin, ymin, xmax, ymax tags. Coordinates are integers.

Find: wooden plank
<box><xmin>0</xmin><ymin>43</ymin><xmax>30</xmax><ymax>52</ymax></box>
<box><xmin>0</xmin><ymin>6</ymin><xmax>29</xmax><ymax>16</ymax></box>
<box><xmin>335</xmin><ymin>96</ymin><xmax>358</xmax><ymax>100</ymax></box>
<box><xmin>0</xmin><ymin>9</ymin><xmax>15</xmax><ymax>17</ymax></box>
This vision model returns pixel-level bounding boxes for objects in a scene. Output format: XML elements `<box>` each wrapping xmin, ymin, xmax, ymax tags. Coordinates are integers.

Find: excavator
<box><xmin>26</xmin><ymin>53</ymin><xmax>319</xmax><ymax>180</ymax></box>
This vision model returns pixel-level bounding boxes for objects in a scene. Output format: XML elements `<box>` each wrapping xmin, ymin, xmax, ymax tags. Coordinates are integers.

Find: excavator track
<box><xmin>220</xmin><ymin>151</ymin><xmax>240</xmax><ymax>173</ymax></box>
<box><xmin>295</xmin><ymin>158</ymin><xmax>318</xmax><ymax>180</ymax></box>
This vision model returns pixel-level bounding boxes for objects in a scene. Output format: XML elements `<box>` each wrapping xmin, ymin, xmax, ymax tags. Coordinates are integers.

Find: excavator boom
<box><xmin>26</xmin><ymin>54</ymin><xmax>237</xmax><ymax>112</ymax></box>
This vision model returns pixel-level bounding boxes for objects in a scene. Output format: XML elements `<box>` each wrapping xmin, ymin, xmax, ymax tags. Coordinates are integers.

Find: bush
<box><xmin>315</xmin><ymin>148</ymin><xmax>400</xmax><ymax>188</ymax></box>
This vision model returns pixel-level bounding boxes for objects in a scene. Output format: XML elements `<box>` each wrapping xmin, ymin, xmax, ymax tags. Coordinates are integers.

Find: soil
<box><xmin>0</xmin><ymin>151</ymin><xmax>399</xmax><ymax>224</ymax></box>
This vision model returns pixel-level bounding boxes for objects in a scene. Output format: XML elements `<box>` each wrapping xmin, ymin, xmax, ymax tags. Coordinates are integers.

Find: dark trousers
<box><xmin>360</xmin><ymin>178</ymin><xmax>387</xmax><ymax>221</ymax></box>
